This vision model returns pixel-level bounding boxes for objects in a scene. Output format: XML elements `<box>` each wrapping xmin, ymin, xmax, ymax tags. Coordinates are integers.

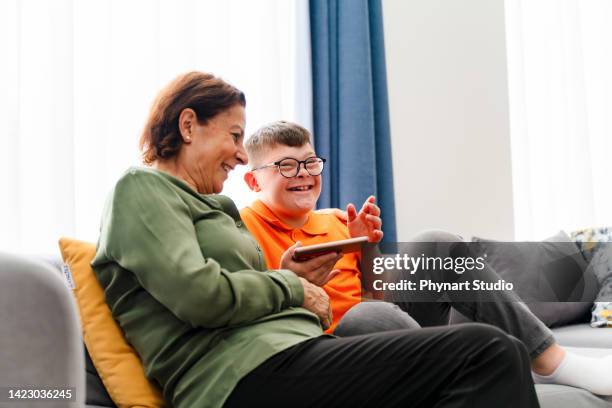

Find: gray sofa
<box><xmin>1</xmin><ymin>251</ymin><xmax>611</xmax><ymax>408</ymax></box>
<box><xmin>0</xmin><ymin>253</ymin><xmax>86</xmax><ymax>408</ymax></box>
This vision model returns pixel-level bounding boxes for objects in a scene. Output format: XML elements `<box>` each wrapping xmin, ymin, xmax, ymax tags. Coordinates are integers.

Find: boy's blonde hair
<box><xmin>245</xmin><ymin>121</ymin><xmax>312</xmax><ymax>166</ymax></box>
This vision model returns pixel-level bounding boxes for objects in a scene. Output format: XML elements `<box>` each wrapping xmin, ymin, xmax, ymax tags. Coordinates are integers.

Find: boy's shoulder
<box><xmin>239</xmin><ymin>204</ymin><xmax>261</xmax><ymax>222</ymax></box>
<box><xmin>308</xmin><ymin>211</ymin><xmax>350</xmax><ymax>239</ymax></box>
<box><xmin>240</xmin><ymin>202</ymin><xmax>349</xmax><ymax>238</ymax></box>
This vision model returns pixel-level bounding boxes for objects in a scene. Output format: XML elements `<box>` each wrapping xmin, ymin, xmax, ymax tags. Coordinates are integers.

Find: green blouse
<box><xmin>92</xmin><ymin>167</ymin><xmax>323</xmax><ymax>408</ymax></box>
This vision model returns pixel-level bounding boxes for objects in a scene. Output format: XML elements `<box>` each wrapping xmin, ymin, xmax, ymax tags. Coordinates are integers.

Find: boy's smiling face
<box><xmin>246</xmin><ymin>143</ymin><xmax>322</xmax><ymax>222</ymax></box>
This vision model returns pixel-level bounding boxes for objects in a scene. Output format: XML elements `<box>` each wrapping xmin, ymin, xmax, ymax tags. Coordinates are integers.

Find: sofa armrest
<box><xmin>0</xmin><ymin>252</ymin><xmax>85</xmax><ymax>407</ymax></box>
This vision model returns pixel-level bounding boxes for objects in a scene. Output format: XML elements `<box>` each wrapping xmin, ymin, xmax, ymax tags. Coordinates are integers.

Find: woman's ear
<box><xmin>178</xmin><ymin>108</ymin><xmax>196</xmax><ymax>143</ymax></box>
<box><xmin>244</xmin><ymin>171</ymin><xmax>261</xmax><ymax>192</ymax></box>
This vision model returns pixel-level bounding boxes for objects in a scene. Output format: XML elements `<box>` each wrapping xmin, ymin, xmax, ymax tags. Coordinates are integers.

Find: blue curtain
<box><xmin>310</xmin><ymin>0</ymin><xmax>397</xmax><ymax>242</ymax></box>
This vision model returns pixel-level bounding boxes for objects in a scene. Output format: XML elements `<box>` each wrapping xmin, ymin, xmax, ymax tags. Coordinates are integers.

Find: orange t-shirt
<box><xmin>240</xmin><ymin>200</ymin><xmax>362</xmax><ymax>333</ymax></box>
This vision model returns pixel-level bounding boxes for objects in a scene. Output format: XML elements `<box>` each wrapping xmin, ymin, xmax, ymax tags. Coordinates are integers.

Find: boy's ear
<box><xmin>244</xmin><ymin>171</ymin><xmax>261</xmax><ymax>192</ymax></box>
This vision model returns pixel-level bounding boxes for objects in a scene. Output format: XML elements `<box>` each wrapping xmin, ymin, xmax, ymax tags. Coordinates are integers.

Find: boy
<box><xmin>240</xmin><ymin>121</ymin><xmax>413</xmax><ymax>333</ymax></box>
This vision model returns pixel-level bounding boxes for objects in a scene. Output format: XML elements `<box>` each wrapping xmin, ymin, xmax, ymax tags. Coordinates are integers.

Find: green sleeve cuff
<box><xmin>269</xmin><ymin>269</ymin><xmax>304</xmax><ymax>307</ymax></box>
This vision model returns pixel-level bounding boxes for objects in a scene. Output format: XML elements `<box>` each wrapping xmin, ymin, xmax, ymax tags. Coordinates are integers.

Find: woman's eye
<box><xmin>231</xmin><ymin>133</ymin><xmax>240</xmax><ymax>142</ymax></box>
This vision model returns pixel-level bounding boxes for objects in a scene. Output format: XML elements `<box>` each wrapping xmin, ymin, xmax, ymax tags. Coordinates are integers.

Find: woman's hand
<box><xmin>346</xmin><ymin>196</ymin><xmax>384</xmax><ymax>243</ymax></box>
<box><xmin>299</xmin><ymin>277</ymin><xmax>333</xmax><ymax>330</ymax></box>
<box><xmin>280</xmin><ymin>242</ymin><xmax>343</xmax><ymax>286</ymax></box>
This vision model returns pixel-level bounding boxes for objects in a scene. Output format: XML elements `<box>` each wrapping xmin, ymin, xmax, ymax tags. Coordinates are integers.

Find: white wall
<box><xmin>383</xmin><ymin>0</ymin><xmax>515</xmax><ymax>241</ymax></box>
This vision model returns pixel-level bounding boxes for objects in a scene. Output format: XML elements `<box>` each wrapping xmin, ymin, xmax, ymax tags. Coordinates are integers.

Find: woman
<box><xmin>92</xmin><ymin>71</ymin><xmax>538</xmax><ymax>408</ymax></box>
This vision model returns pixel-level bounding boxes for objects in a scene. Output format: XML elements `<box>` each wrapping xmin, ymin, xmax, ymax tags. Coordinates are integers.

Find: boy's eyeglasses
<box><xmin>252</xmin><ymin>157</ymin><xmax>326</xmax><ymax>178</ymax></box>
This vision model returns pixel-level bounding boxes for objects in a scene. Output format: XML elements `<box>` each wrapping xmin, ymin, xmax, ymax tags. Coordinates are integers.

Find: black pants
<box><xmin>225</xmin><ymin>323</ymin><xmax>539</xmax><ymax>408</ymax></box>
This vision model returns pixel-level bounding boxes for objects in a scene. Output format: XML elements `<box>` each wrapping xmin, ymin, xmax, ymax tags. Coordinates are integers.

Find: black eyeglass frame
<box><xmin>251</xmin><ymin>156</ymin><xmax>327</xmax><ymax>178</ymax></box>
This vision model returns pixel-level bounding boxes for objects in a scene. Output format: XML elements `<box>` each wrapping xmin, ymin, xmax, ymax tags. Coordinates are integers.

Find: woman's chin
<box><xmin>211</xmin><ymin>176</ymin><xmax>227</xmax><ymax>194</ymax></box>
<box><xmin>213</xmin><ymin>172</ymin><xmax>230</xmax><ymax>193</ymax></box>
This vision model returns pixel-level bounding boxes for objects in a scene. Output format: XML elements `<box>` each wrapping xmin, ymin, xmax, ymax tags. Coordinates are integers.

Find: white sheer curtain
<box><xmin>505</xmin><ymin>0</ymin><xmax>612</xmax><ymax>240</ymax></box>
<box><xmin>0</xmin><ymin>0</ymin><xmax>312</xmax><ymax>254</ymax></box>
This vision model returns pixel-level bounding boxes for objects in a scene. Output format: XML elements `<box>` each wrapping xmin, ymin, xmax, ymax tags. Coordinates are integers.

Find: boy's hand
<box><xmin>347</xmin><ymin>196</ymin><xmax>384</xmax><ymax>243</ymax></box>
<box><xmin>280</xmin><ymin>242</ymin><xmax>343</xmax><ymax>286</ymax></box>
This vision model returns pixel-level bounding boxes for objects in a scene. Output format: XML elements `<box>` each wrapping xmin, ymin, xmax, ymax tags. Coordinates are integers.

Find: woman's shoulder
<box><xmin>116</xmin><ymin>166</ymin><xmax>170</xmax><ymax>185</ymax></box>
<box><xmin>113</xmin><ymin>167</ymin><xmax>193</xmax><ymax>196</ymax></box>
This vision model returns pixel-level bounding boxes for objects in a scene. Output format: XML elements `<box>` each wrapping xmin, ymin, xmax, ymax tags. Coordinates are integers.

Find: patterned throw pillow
<box><xmin>591</xmin><ymin>302</ymin><xmax>612</xmax><ymax>327</ymax></box>
<box><xmin>570</xmin><ymin>227</ymin><xmax>612</xmax><ymax>327</ymax></box>
<box><xmin>570</xmin><ymin>227</ymin><xmax>612</xmax><ymax>262</ymax></box>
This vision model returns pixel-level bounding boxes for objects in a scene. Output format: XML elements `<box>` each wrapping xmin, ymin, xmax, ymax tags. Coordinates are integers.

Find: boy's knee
<box><xmin>334</xmin><ymin>301</ymin><xmax>421</xmax><ymax>337</ymax></box>
<box><xmin>453</xmin><ymin>323</ymin><xmax>516</xmax><ymax>351</ymax></box>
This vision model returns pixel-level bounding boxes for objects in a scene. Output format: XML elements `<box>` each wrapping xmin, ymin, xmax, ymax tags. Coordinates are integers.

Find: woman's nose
<box><xmin>236</xmin><ymin>145</ymin><xmax>248</xmax><ymax>165</ymax></box>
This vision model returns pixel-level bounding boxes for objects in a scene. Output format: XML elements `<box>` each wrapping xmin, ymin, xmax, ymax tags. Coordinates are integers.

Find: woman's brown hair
<box><xmin>139</xmin><ymin>71</ymin><xmax>246</xmax><ymax>165</ymax></box>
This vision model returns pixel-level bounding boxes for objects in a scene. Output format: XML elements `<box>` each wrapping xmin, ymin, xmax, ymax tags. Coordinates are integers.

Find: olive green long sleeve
<box><xmin>92</xmin><ymin>167</ymin><xmax>322</xmax><ymax>408</ymax></box>
<box><xmin>96</xmin><ymin>168</ymin><xmax>303</xmax><ymax>328</ymax></box>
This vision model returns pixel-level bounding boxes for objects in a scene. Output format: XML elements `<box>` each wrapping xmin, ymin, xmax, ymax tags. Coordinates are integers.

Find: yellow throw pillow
<box><xmin>58</xmin><ymin>237</ymin><xmax>166</xmax><ymax>408</ymax></box>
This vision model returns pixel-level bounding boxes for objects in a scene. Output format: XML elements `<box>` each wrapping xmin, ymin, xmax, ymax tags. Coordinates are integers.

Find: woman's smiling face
<box><xmin>182</xmin><ymin>104</ymin><xmax>247</xmax><ymax>194</ymax></box>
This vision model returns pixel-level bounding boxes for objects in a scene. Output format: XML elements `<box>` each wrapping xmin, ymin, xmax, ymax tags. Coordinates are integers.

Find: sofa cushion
<box><xmin>58</xmin><ymin>238</ymin><xmax>166</xmax><ymax>408</ymax></box>
<box><xmin>471</xmin><ymin>231</ymin><xmax>599</xmax><ymax>327</ymax></box>
<box><xmin>552</xmin><ymin>323</ymin><xmax>612</xmax><ymax>349</ymax></box>
<box><xmin>582</xmin><ymin>244</ymin><xmax>612</xmax><ymax>302</ymax></box>
<box><xmin>536</xmin><ymin>384</ymin><xmax>612</xmax><ymax>408</ymax></box>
